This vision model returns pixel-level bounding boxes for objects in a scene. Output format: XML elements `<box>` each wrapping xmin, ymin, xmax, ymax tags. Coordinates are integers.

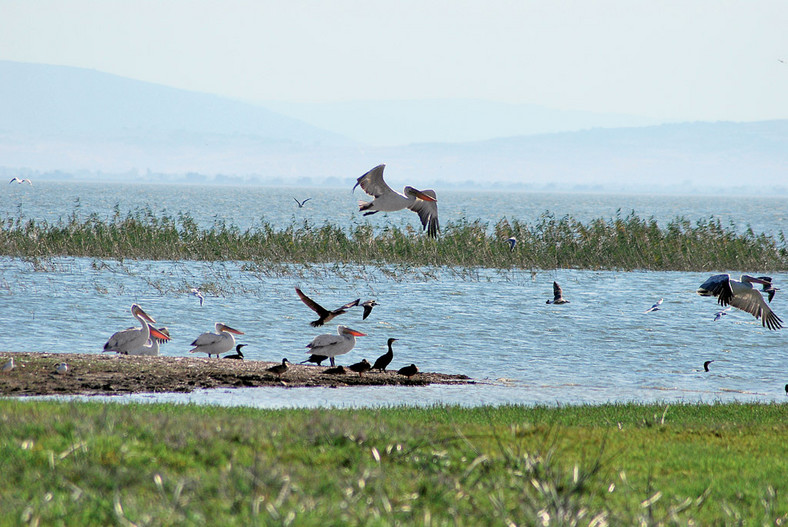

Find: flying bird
<box><xmin>300</xmin><ymin>354</ymin><xmax>329</xmax><ymax>366</ymax></box>
<box><xmin>697</xmin><ymin>274</ymin><xmax>782</xmax><ymax>330</ymax></box>
<box><xmin>703</xmin><ymin>360</ymin><xmax>714</xmax><ymax>372</ymax></box>
<box><xmin>9</xmin><ymin>177</ymin><xmax>32</xmax><ymax>185</ymax></box>
<box><xmin>293</xmin><ymin>197</ymin><xmax>312</xmax><ymax>208</ymax></box>
<box><xmin>348</xmin><ymin>359</ymin><xmax>372</xmax><ymax>377</ymax></box>
<box><xmin>756</xmin><ymin>276</ymin><xmax>779</xmax><ymax>303</ymax></box>
<box><xmin>506</xmin><ymin>237</ymin><xmax>517</xmax><ymax>251</ymax></box>
<box><xmin>353</xmin><ymin>164</ymin><xmax>439</xmax><ymax>237</ymax></box>
<box><xmin>546</xmin><ymin>282</ymin><xmax>570</xmax><ymax>304</ymax></box>
<box><xmin>296</xmin><ymin>287</ymin><xmax>360</xmax><ymax>327</ymax></box>
<box><xmin>371</xmin><ymin>338</ymin><xmax>398</xmax><ymax>372</ymax></box>
<box><xmin>644</xmin><ymin>299</ymin><xmax>663</xmax><ymax>314</ymax></box>
<box><xmin>189</xmin><ymin>323</ymin><xmax>245</xmax><ymax>357</ymax></box>
<box><xmin>224</xmin><ymin>344</ymin><xmax>247</xmax><ymax>360</ymax></box>
<box><xmin>129</xmin><ymin>325</ymin><xmax>171</xmax><ymax>356</ymax></box>
<box><xmin>713</xmin><ymin>308</ymin><xmax>731</xmax><ymax>321</ymax></box>
<box><xmin>2</xmin><ymin>358</ymin><xmax>14</xmax><ymax>372</ymax></box>
<box><xmin>104</xmin><ymin>304</ymin><xmax>169</xmax><ymax>355</ymax></box>
<box><xmin>361</xmin><ymin>300</ymin><xmax>378</xmax><ymax>320</ymax></box>
<box><xmin>305</xmin><ymin>325</ymin><xmax>366</xmax><ymax>367</ymax></box>
<box><xmin>190</xmin><ymin>288</ymin><xmax>205</xmax><ymax>306</ymax></box>
<box><xmin>397</xmin><ymin>364</ymin><xmax>419</xmax><ymax>378</ymax></box>
<box><xmin>266</xmin><ymin>358</ymin><xmax>290</xmax><ymax>378</ymax></box>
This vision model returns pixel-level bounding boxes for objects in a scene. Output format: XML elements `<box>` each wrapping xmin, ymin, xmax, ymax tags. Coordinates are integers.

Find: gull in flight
<box><xmin>546</xmin><ymin>282</ymin><xmax>570</xmax><ymax>304</ymax></box>
<box><xmin>9</xmin><ymin>177</ymin><xmax>32</xmax><ymax>185</ymax></box>
<box><xmin>697</xmin><ymin>274</ymin><xmax>782</xmax><ymax>330</ymax></box>
<box><xmin>293</xmin><ymin>197</ymin><xmax>312</xmax><ymax>208</ymax></box>
<box><xmin>506</xmin><ymin>237</ymin><xmax>517</xmax><ymax>251</ymax></box>
<box><xmin>190</xmin><ymin>288</ymin><xmax>205</xmax><ymax>306</ymax></box>
<box><xmin>353</xmin><ymin>164</ymin><xmax>439</xmax><ymax>237</ymax></box>
<box><xmin>644</xmin><ymin>299</ymin><xmax>663</xmax><ymax>313</ymax></box>
<box><xmin>296</xmin><ymin>287</ymin><xmax>359</xmax><ymax>327</ymax></box>
<box><xmin>713</xmin><ymin>308</ymin><xmax>731</xmax><ymax>321</ymax></box>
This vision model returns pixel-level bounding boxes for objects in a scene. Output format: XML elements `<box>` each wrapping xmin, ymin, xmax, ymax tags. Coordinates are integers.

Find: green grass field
<box><xmin>2</xmin><ymin>400</ymin><xmax>786</xmax><ymax>525</ymax></box>
<box><xmin>2</xmin><ymin>208</ymin><xmax>786</xmax><ymax>270</ymax></box>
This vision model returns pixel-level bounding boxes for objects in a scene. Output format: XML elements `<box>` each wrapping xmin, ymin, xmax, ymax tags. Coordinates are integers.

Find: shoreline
<box><xmin>0</xmin><ymin>352</ymin><xmax>473</xmax><ymax>397</ymax></box>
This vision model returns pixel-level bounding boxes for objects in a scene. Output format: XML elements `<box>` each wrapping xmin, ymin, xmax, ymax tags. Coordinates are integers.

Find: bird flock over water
<box><xmin>2</xmin><ymin>165</ymin><xmax>784</xmax><ymax>395</ymax></box>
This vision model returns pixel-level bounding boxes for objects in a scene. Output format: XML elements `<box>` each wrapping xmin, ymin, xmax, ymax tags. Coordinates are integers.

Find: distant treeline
<box><xmin>2</xmin><ymin>208</ymin><xmax>786</xmax><ymax>271</ymax></box>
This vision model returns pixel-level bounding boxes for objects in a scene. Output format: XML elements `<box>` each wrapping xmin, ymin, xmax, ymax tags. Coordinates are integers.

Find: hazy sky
<box><xmin>2</xmin><ymin>0</ymin><xmax>787</xmax><ymax>122</ymax></box>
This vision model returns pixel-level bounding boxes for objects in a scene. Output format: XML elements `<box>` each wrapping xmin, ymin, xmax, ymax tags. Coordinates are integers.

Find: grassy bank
<box><xmin>1</xmin><ymin>400</ymin><xmax>786</xmax><ymax>525</ymax></box>
<box><xmin>2</xmin><ymin>208</ymin><xmax>787</xmax><ymax>270</ymax></box>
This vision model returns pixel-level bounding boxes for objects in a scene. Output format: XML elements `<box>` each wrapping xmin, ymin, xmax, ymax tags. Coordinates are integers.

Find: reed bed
<box><xmin>1</xmin><ymin>208</ymin><xmax>786</xmax><ymax>271</ymax></box>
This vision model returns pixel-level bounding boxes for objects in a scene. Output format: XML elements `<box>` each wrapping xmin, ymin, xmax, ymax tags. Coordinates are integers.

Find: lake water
<box><xmin>2</xmin><ymin>181</ymin><xmax>787</xmax><ymax>408</ymax></box>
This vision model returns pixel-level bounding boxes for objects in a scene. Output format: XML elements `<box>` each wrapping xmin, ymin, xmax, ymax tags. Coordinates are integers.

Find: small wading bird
<box><xmin>104</xmin><ymin>304</ymin><xmax>169</xmax><ymax>355</ymax></box>
<box><xmin>223</xmin><ymin>344</ymin><xmax>246</xmax><ymax>360</ymax></box>
<box><xmin>9</xmin><ymin>177</ymin><xmax>32</xmax><ymax>185</ymax></box>
<box><xmin>506</xmin><ymin>237</ymin><xmax>517</xmax><ymax>252</ymax></box>
<box><xmin>296</xmin><ymin>287</ymin><xmax>359</xmax><ymax>327</ymax></box>
<box><xmin>372</xmin><ymin>338</ymin><xmax>398</xmax><ymax>372</ymax></box>
<box><xmin>349</xmin><ymin>359</ymin><xmax>372</xmax><ymax>377</ymax></box>
<box><xmin>293</xmin><ymin>197</ymin><xmax>312</xmax><ymax>208</ymax></box>
<box><xmin>697</xmin><ymin>274</ymin><xmax>783</xmax><ymax>330</ymax></box>
<box><xmin>546</xmin><ymin>282</ymin><xmax>570</xmax><ymax>304</ymax></box>
<box><xmin>397</xmin><ymin>364</ymin><xmax>419</xmax><ymax>378</ymax></box>
<box><xmin>129</xmin><ymin>325</ymin><xmax>171</xmax><ymax>356</ymax></box>
<box><xmin>305</xmin><ymin>325</ymin><xmax>366</xmax><ymax>367</ymax></box>
<box><xmin>353</xmin><ymin>164</ymin><xmax>439</xmax><ymax>237</ymax></box>
<box><xmin>361</xmin><ymin>300</ymin><xmax>378</xmax><ymax>320</ymax></box>
<box><xmin>266</xmin><ymin>358</ymin><xmax>290</xmax><ymax>378</ymax></box>
<box><xmin>300</xmin><ymin>354</ymin><xmax>329</xmax><ymax>366</ymax></box>
<box><xmin>703</xmin><ymin>360</ymin><xmax>714</xmax><ymax>372</ymax></box>
<box><xmin>644</xmin><ymin>299</ymin><xmax>663</xmax><ymax>313</ymax></box>
<box><xmin>189</xmin><ymin>323</ymin><xmax>245</xmax><ymax>357</ymax></box>
<box><xmin>2</xmin><ymin>358</ymin><xmax>14</xmax><ymax>372</ymax></box>
<box><xmin>190</xmin><ymin>288</ymin><xmax>205</xmax><ymax>306</ymax></box>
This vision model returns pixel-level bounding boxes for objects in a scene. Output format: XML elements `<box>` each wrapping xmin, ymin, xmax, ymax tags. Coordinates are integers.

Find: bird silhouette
<box><xmin>372</xmin><ymin>338</ymin><xmax>397</xmax><ymax>371</ymax></box>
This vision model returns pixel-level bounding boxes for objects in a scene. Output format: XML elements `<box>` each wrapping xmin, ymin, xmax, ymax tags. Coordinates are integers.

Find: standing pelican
<box><xmin>104</xmin><ymin>304</ymin><xmax>169</xmax><ymax>355</ymax></box>
<box><xmin>129</xmin><ymin>326</ymin><xmax>171</xmax><ymax>356</ymax></box>
<box><xmin>353</xmin><ymin>164</ymin><xmax>439</xmax><ymax>237</ymax></box>
<box><xmin>371</xmin><ymin>338</ymin><xmax>397</xmax><ymax>371</ymax></box>
<box><xmin>361</xmin><ymin>300</ymin><xmax>378</xmax><ymax>320</ymax></box>
<box><xmin>546</xmin><ymin>282</ymin><xmax>570</xmax><ymax>304</ymax></box>
<box><xmin>296</xmin><ymin>287</ymin><xmax>360</xmax><ymax>327</ymax></box>
<box><xmin>189</xmin><ymin>323</ymin><xmax>245</xmax><ymax>357</ymax></box>
<box><xmin>644</xmin><ymin>299</ymin><xmax>663</xmax><ymax>313</ymax></box>
<box><xmin>305</xmin><ymin>325</ymin><xmax>366</xmax><ymax>367</ymax></box>
<box><xmin>697</xmin><ymin>274</ymin><xmax>782</xmax><ymax>330</ymax></box>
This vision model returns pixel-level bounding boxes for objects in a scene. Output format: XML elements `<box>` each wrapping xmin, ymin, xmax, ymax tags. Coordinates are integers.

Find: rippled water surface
<box><xmin>2</xmin><ymin>182</ymin><xmax>787</xmax><ymax>407</ymax></box>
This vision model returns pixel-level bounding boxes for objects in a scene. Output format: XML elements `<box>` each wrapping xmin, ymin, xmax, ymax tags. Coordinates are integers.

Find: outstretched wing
<box><xmin>407</xmin><ymin>188</ymin><xmax>439</xmax><ymax>237</ymax></box>
<box><xmin>728</xmin><ymin>288</ymin><xmax>783</xmax><ymax>330</ymax></box>
<box><xmin>295</xmin><ymin>288</ymin><xmax>330</xmax><ymax>319</ymax></box>
<box><xmin>353</xmin><ymin>164</ymin><xmax>394</xmax><ymax>198</ymax></box>
<box><xmin>697</xmin><ymin>274</ymin><xmax>733</xmax><ymax>306</ymax></box>
<box><xmin>552</xmin><ymin>282</ymin><xmax>564</xmax><ymax>301</ymax></box>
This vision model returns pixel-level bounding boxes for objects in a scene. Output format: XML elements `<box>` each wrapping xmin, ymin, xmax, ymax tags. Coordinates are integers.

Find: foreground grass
<box><xmin>2</xmin><ymin>208</ymin><xmax>787</xmax><ymax>270</ymax></box>
<box><xmin>1</xmin><ymin>401</ymin><xmax>786</xmax><ymax>525</ymax></box>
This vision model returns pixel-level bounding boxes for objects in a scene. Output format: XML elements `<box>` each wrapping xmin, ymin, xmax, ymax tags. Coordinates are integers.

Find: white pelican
<box><xmin>293</xmin><ymin>197</ymin><xmax>312</xmax><ymax>208</ymax></box>
<box><xmin>129</xmin><ymin>326</ymin><xmax>171</xmax><ymax>356</ymax></box>
<box><xmin>371</xmin><ymin>338</ymin><xmax>397</xmax><ymax>371</ymax></box>
<box><xmin>361</xmin><ymin>299</ymin><xmax>378</xmax><ymax>320</ymax></box>
<box><xmin>296</xmin><ymin>287</ymin><xmax>359</xmax><ymax>327</ymax></box>
<box><xmin>546</xmin><ymin>282</ymin><xmax>570</xmax><ymax>304</ymax></box>
<box><xmin>697</xmin><ymin>274</ymin><xmax>782</xmax><ymax>330</ymax></box>
<box><xmin>305</xmin><ymin>325</ymin><xmax>366</xmax><ymax>367</ymax></box>
<box><xmin>644</xmin><ymin>298</ymin><xmax>663</xmax><ymax>313</ymax></box>
<box><xmin>104</xmin><ymin>304</ymin><xmax>169</xmax><ymax>355</ymax></box>
<box><xmin>2</xmin><ymin>358</ymin><xmax>14</xmax><ymax>372</ymax></box>
<box><xmin>190</xmin><ymin>288</ymin><xmax>205</xmax><ymax>306</ymax></box>
<box><xmin>9</xmin><ymin>177</ymin><xmax>32</xmax><ymax>185</ymax></box>
<box><xmin>353</xmin><ymin>164</ymin><xmax>439</xmax><ymax>237</ymax></box>
<box><xmin>189</xmin><ymin>323</ymin><xmax>244</xmax><ymax>357</ymax></box>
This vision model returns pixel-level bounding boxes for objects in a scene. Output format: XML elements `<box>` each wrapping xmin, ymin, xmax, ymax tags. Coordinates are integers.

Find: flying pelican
<box><xmin>697</xmin><ymin>274</ymin><xmax>782</xmax><ymax>330</ymax></box>
<box><xmin>293</xmin><ymin>197</ymin><xmax>312</xmax><ymax>208</ymax></box>
<box><xmin>266</xmin><ymin>358</ymin><xmax>290</xmax><ymax>378</ymax></box>
<box><xmin>349</xmin><ymin>359</ymin><xmax>371</xmax><ymax>377</ymax></box>
<box><xmin>703</xmin><ymin>360</ymin><xmax>714</xmax><ymax>372</ymax></box>
<box><xmin>296</xmin><ymin>287</ymin><xmax>360</xmax><ymax>327</ymax></box>
<box><xmin>397</xmin><ymin>364</ymin><xmax>419</xmax><ymax>378</ymax></box>
<box><xmin>361</xmin><ymin>300</ymin><xmax>378</xmax><ymax>320</ymax></box>
<box><xmin>644</xmin><ymin>299</ymin><xmax>663</xmax><ymax>313</ymax></box>
<box><xmin>546</xmin><ymin>282</ymin><xmax>570</xmax><ymax>304</ymax></box>
<box><xmin>129</xmin><ymin>325</ymin><xmax>171</xmax><ymax>356</ymax></box>
<box><xmin>506</xmin><ymin>237</ymin><xmax>517</xmax><ymax>251</ymax></box>
<box><xmin>713</xmin><ymin>308</ymin><xmax>731</xmax><ymax>321</ymax></box>
<box><xmin>189</xmin><ymin>323</ymin><xmax>245</xmax><ymax>357</ymax></box>
<box><xmin>224</xmin><ymin>344</ymin><xmax>246</xmax><ymax>360</ymax></box>
<box><xmin>190</xmin><ymin>288</ymin><xmax>205</xmax><ymax>306</ymax></box>
<box><xmin>9</xmin><ymin>177</ymin><xmax>32</xmax><ymax>185</ymax></box>
<box><xmin>371</xmin><ymin>338</ymin><xmax>397</xmax><ymax>371</ymax></box>
<box><xmin>305</xmin><ymin>325</ymin><xmax>366</xmax><ymax>367</ymax></box>
<box><xmin>2</xmin><ymin>358</ymin><xmax>14</xmax><ymax>372</ymax></box>
<box><xmin>104</xmin><ymin>304</ymin><xmax>169</xmax><ymax>355</ymax></box>
<box><xmin>300</xmin><ymin>354</ymin><xmax>329</xmax><ymax>366</ymax></box>
<box><xmin>353</xmin><ymin>164</ymin><xmax>439</xmax><ymax>237</ymax></box>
